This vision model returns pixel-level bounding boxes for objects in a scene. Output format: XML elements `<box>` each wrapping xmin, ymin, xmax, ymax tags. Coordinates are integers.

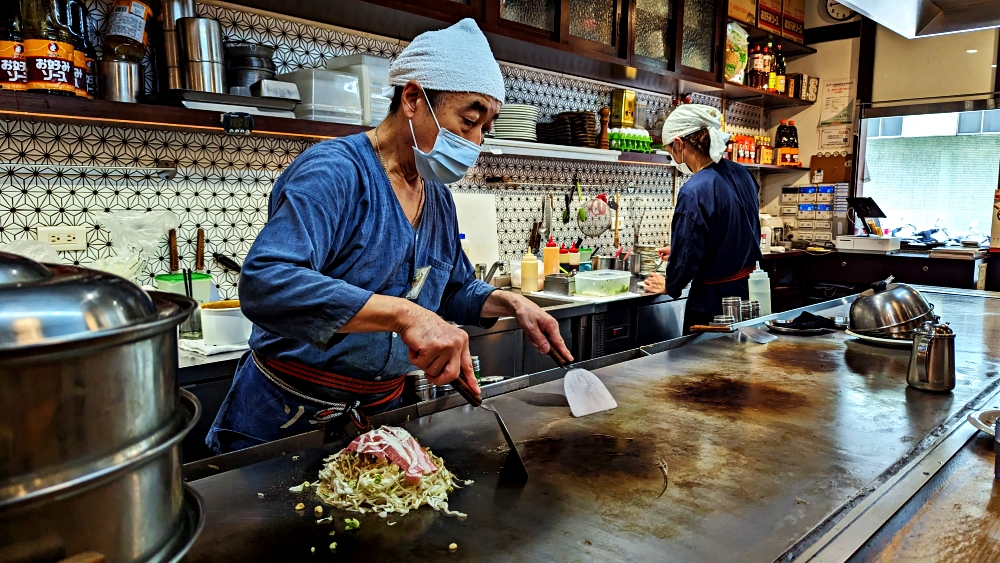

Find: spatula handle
<box><xmin>548</xmin><ymin>346</ymin><xmax>571</xmax><ymax>368</ymax></box>
<box><xmin>451</xmin><ymin>375</ymin><xmax>483</xmax><ymax>407</ymax></box>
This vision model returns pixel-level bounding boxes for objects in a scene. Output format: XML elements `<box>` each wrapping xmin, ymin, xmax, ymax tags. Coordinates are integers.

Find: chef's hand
<box><xmin>644</xmin><ymin>272</ymin><xmax>666</xmax><ymax>294</ymax></box>
<box><xmin>399</xmin><ymin>308</ymin><xmax>479</xmax><ymax>394</ymax></box>
<box><xmin>482</xmin><ymin>292</ymin><xmax>573</xmax><ymax>362</ymax></box>
<box><xmin>656</xmin><ymin>246</ymin><xmax>671</xmax><ymax>261</ymax></box>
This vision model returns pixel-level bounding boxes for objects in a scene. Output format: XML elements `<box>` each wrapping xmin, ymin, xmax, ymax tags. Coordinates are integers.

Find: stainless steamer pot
<box><xmin>0</xmin><ymin>253</ymin><xmax>202</xmax><ymax>562</ymax></box>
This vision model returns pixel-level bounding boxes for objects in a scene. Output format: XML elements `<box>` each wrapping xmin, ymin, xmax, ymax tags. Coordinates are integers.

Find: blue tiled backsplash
<box><xmin>0</xmin><ymin>1</ymin><xmax>754</xmax><ymax>298</ymax></box>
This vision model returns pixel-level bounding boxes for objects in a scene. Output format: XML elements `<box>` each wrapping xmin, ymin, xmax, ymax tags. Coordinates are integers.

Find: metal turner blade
<box><xmin>740</xmin><ymin>326</ymin><xmax>778</xmax><ymax>344</ymax></box>
<box><xmin>549</xmin><ymin>349</ymin><xmax>618</xmax><ymax>418</ymax></box>
<box><xmin>451</xmin><ymin>375</ymin><xmax>528</xmax><ymax>482</ymax></box>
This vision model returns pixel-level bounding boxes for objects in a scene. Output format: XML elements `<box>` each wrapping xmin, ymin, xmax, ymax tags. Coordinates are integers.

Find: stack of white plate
<box><xmin>493</xmin><ymin>104</ymin><xmax>539</xmax><ymax>141</ymax></box>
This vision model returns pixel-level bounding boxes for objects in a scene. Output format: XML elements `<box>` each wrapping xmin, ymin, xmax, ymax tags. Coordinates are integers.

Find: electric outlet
<box><xmin>37</xmin><ymin>226</ymin><xmax>88</xmax><ymax>251</ymax></box>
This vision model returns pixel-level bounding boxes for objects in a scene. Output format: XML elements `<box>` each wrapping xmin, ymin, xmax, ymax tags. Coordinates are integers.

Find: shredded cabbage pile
<box><xmin>315</xmin><ymin>447</ymin><xmax>469</xmax><ymax>518</ymax></box>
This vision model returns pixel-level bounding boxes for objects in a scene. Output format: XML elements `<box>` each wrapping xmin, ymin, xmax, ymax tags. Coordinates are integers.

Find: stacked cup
<box><xmin>162</xmin><ymin>0</ymin><xmax>195</xmax><ymax>90</ymax></box>
<box><xmin>178</xmin><ymin>17</ymin><xmax>226</xmax><ymax>93</ymax></box>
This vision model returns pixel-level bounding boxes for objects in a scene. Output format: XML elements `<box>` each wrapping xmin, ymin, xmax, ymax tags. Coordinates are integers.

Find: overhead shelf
<box><xmin>722</xmin><ymin>82</ymin><xmax>814</xmax><ymax>108</ymax></box>
<box><xmin>727</xmin><ymin>17</ymin><xmax>817</xmax><ymax>60</ymax></box>
<box><xmin>482</xmin><ymin>137</ymin><xmax>622</xmax><ymax>162</ymax></box>
<box><xmin>744</xmin><ymin>163</ymin><xmax>807</xmax><ymax>173</ymax></box>
<box><xmin>0</xmin><ymin>90</ymin><xmax>368</xmax><ymax>141</ymax></box>
<box><xmin>618</xmin><ymin>152</ymin><xmax>674</xmax><ymax>166</ymax></box>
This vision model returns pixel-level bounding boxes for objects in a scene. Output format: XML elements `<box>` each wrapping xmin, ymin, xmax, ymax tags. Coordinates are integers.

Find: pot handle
<box><xmin>915</xmin><ymin>337</ymin><xmax>931</xmax><ymax>381</ymax></box>
<box><xmin>871</xmin><ymin>275</ymin><xmax>895</xmax><ymax>293</ymax></box>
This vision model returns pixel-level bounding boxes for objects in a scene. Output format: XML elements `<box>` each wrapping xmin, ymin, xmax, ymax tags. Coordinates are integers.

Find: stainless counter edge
<box><xmin>178</xmin><ymin>290</ymin><xmax>687</xmax><ymax>384</ymax></box>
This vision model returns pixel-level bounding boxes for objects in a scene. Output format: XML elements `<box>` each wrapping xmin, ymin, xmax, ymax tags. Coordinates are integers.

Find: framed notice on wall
<box><xmin>820</xmin><ymin>79</ymin><xmax>854</xmax><ymax>125</ymax></box>
<box><xmin>819</xmin><ymin>126</ymin><xmax>852</xmax><ymax>149</ymax></box>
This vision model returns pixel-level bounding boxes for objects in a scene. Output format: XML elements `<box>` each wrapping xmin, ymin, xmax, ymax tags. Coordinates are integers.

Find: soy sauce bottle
<box><xmin>21</xmin><ymin>0</ymin><xmax>76</xmax><ymax>95</ymax></box>
<box><xmin>0</xmin><ymin>1</ymin><xmax>27</xmax><ymax>90</ymax></box>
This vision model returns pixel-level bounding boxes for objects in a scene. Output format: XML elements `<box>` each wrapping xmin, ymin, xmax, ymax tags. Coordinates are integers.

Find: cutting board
<box><xmin>452</xmin><ymin>192</ymin><xmax>500</xmax><ymax>267</ymax></box>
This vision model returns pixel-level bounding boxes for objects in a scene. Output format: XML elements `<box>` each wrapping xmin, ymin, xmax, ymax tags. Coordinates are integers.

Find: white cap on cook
<box><xmin>389</xmin><ymin>18</ymin><xmax>506</xmax><ymax>104</ymax></box>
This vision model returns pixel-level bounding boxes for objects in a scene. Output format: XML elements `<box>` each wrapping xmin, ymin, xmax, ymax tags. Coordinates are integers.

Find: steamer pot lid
<box><xmin>0</xmin><ymin>252</ymin><xmax>158</xmax><ymax>347</ymax></box>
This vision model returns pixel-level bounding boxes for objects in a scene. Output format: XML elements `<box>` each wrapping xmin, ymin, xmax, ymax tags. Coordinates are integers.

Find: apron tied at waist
<box><xmin>252</xmin><ymin>351</ymin><xmax>405</xmax><ymax>431</ymax></box>
<box><xmin>701</xmin><ymin>265</ymin><xmax>755</xmax><ymax>285</ymax></box>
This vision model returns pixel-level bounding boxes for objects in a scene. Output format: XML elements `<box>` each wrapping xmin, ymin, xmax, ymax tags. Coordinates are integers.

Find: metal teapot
<box><xmin>906</xmin><ymin>317</ymin><xmax>956</xmax><ymax>392</ymax></box>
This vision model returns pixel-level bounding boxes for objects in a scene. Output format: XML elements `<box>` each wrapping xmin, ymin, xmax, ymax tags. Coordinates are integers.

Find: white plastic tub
<box><xmin>201</xmin><ymin>305</ymin><xmax>252</xmax><ymax>346</ymax></box>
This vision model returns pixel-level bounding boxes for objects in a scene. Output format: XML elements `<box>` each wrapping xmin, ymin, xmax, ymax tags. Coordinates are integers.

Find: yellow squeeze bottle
<box><xmin>543</xmin><ymin>236</ymin><xmax>560</xmax><ymax>276</ymax></box>
<box><xmin>521</xmin><ymin>252</ymin><xmax>538</xmax><ymax>293</ymax></box>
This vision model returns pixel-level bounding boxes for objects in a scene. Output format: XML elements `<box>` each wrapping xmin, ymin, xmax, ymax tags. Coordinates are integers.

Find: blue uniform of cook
<box><xmin>207</xmin><ymin>133</ymin><xmax>497</xmax><ymax>453</ymax></box>
<box><xmin>664</xmin><ymin>158</ymin><xmax>762</xmax><ymax>329</ymax></box>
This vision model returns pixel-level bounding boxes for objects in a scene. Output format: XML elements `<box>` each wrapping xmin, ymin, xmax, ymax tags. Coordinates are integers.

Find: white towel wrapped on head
<box><xmin>661</xmin><ymin>104</ymin><xmax>731</xmax><ymax>163</ymax></box>
<box><xmin>389</xmin><ymin>18</ymin><xmax>505</xmax><ymax>103</ymax></box>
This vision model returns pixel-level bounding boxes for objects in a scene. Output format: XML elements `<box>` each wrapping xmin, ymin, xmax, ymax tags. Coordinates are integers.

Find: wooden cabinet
<box><xmin>483</xmin><ymin>0</ymin><xmax>629</xmax><ymax>63</ymax></box>
<box><xmin>361</xmin><ymin>0</ymin><xmax>484</xmax><ymax>23</ymax></box>
<box><xmin>632</xmin><ymin>0</ymin><xmax>676</xmax><ymax>73</ymax></box>
<box><xmin>346</xmin><ymin>0</ymin><xmax>817</xmax><ymax>96</ymax></box>
<box><xmin>806</xmin><ymin>253</ymin><xmax>886</xmax><ymax>284</ymax></box>
<box><xmin>675</xmin><ymin>0</ymin><xmax>723</xmax><ymax>82</ymax></box>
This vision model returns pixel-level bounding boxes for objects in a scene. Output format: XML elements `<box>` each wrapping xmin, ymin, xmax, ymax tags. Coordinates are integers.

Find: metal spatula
<box><xmin>740</xmin><ymin>326</ymin><xmax>778</xmax><ymax>344</ymax></box>
<box><xmin>549</xmin><ymin>349</ymin><xmax>618</xmax><ymax>417</ymax></box>
<box><xmin>451</xmin><ymin>375</ymin><xmax>528</xmax><ymax>482</ymax></box>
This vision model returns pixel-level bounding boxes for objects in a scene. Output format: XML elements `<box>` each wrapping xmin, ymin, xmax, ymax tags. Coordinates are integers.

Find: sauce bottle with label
<box><xmin>0</xmin><ymin>0</ymin><xmax>27</xmax><ymax>90</ymax></box>
<box><xmin>21</xmin><ymin>0</ymin><xmax>75</xmax><ymax>95</ymax></box>
<box><xmin>559</xmin><ymin>242</ymin><xmax>570</xmax><ymax>270</ymax></box>
<box><xmin>101</xmin><ymin>0</ymin><xmax>158</xmax><ymax>63</ymax></box>
<box><xmin>67</xmin><ymin>0</ymin><xmax>94</xmax><ymax>98</ymax></box>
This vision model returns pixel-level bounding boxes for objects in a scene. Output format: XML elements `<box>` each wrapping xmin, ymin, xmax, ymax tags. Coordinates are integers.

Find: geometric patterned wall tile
<box><xmin>4</xmin><ymin>2</ymin><xmax>687</xmax><ymax>298</ymax></box>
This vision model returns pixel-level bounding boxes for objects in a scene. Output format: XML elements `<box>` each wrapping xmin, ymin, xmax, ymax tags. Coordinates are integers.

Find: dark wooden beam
<box><xmin>856</xmin><ymin>16</ymin><xmax>877</xmax><ymax>105</ymax></box>
<box><xmin>804</xmin><ymin>21</ymin><xmax>862</xmax><ymax>45</ymax></box>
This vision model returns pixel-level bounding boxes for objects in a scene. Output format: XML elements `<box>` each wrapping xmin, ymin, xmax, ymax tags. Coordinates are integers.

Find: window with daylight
<box><xmin>861</xmin><ymin>111</ymin><xmax>1000</xmax><ymax>244</ymax></box>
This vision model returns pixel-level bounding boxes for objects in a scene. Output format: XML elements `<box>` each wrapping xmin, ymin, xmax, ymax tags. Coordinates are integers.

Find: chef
<box><xmin>207</xmin><ymin>19</ymin><xmax>572</xmax><ymax>454</ymax></box>
<box><xmin>644</xmin><ymin>104</ymin><xmax>762</xmax><ymax>333</ymax></box>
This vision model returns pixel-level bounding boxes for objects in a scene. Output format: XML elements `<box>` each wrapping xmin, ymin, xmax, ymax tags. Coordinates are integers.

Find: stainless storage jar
<box><xmin>97</xmin><ymin>60</ymin><xmax>141</xmax><ymax>103</ymax></box>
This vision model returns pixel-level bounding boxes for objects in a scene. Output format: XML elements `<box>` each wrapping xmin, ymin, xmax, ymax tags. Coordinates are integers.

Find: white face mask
<box><xmin>409</xmin><ymin>88</ymin><xmax>482</xmax><ymax>185</ymax></box>
<box><xmin>669</xmin><ymin>139</ymin><xmax>693</xmax><ymax>175</ymax></box>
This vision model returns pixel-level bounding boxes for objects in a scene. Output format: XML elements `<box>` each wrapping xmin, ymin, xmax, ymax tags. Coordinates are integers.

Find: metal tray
<box><xmin>156</xmin><ymin>89</ymin><xmax>299</xmax><ymax>111</ymax></box>
<box><xmin>845</xmin><ymin>329</ymin><xmax>914</xmax><ymax>348</ymax></box>
<box><xmin>764</xmin><ymin>320</ymin><xmax>831</xmax><ymax>336</ymax></box>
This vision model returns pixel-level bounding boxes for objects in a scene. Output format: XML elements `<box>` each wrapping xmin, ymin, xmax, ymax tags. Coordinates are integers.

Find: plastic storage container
<box><xmin>154</xmin><ymin>272</ymin><xmax>212</xmax><ymax>302</ymax></box>
<box><xmin>327</xmin><ymin>54</ymin><xmax>391</xmax><ymax>126</ymax></box>
<box><xmin>293</xmin><ymin>103</ymin><xmax>363</xmax><ymax>124</ymax></box>
<box><xmin>574</xmin><ymin>270</ymin><xmax>631</xmax><ymax>297</ymax></box>
<box><xmin>201</xmin><ymin>305</ymin><xmax>252</xmax><ymax>346</ymax></box>
<box><xmin>278</xmin><ymin>69</ymin><xmax>363</xmax><ymax>125</ymax></box>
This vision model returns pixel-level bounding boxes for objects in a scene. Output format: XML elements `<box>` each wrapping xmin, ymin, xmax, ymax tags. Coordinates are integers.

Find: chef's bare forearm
<box><xmin>339</xmin><ymin>294</ymin><xmax>427</xmax><ymax>334</ymax></box>
<box><xmin>480</xmin><ymin>289</ymin><xmax>524</xmax><ymax>318</ymax></box>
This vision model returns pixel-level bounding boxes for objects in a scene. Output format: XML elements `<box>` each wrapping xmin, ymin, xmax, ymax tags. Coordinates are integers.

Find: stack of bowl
<box><xmin>849</xmin><ymin>280</ymin><xmax>936</xmax><ymax>340</ymax></box>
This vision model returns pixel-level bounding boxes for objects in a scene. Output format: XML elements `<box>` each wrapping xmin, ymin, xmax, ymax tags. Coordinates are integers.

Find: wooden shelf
<box><xmin>727</xmin><ymin>17</ymin><xmax>817</xmax><ymax>60</ymax></box>
<box><xmin>482</xmin><ymin>138</ymin><xmax>622</xmax><ymax>162</ymax></box>
<box><xmin>722</xmin><ymin>82</ymin><xmax>814</xmax><ymax>108</ymax></box>
<box><xmin>744</xmin><ymin>163</ymin><xmax>807</xmax><ymax>173</ymax></box>
<box><xmin>618</xmin><ymin>152</ymin><xmax>674</xmax><ymax>166</ymax></box>
<box><xmin>0</xmin><ymin>90</ymin><xmax>369</xmax><ymax>141</ymax></box>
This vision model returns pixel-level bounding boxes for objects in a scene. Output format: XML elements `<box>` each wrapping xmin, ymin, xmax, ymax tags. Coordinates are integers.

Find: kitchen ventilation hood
<box><xmin>837</xmin><ymin>0</ymin><xmax>1000</xmax><ymax>38</ymax></box>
